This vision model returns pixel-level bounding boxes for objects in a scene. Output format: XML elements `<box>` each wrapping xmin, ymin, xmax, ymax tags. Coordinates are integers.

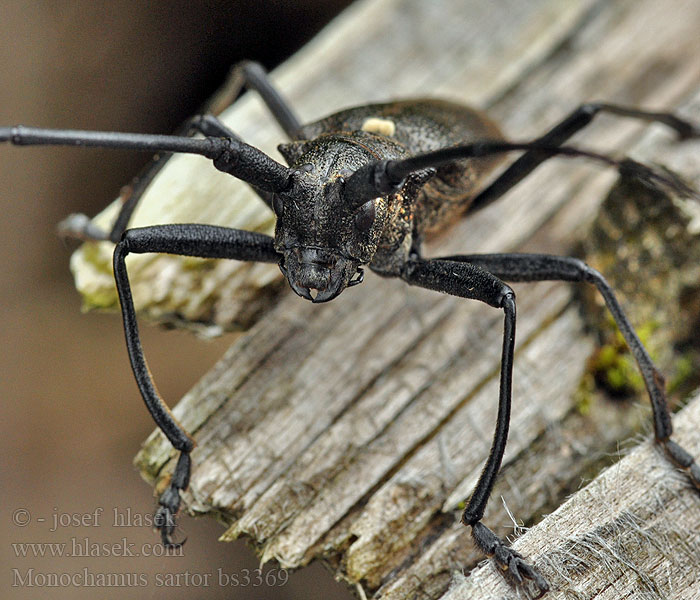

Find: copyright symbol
<box><xmin>12</xmin><ymin>508</ymin><xmax>31</xmax><ymax>527</ymax></box>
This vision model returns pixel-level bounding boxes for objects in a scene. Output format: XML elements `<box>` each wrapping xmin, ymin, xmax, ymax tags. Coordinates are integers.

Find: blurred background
<box><xmin>0</xmin><ymin>2</ymin><xmax>355</xmax><ymax>598</ymax></box>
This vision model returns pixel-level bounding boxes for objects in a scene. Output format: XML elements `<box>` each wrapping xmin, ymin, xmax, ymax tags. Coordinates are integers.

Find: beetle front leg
<box><xmin>113</xmin><ymin>224</ymin><xmax>279</xmax><ymax>546</ymax></box>
<box><xmin>402</xmin><ymin>257</ymin><xmax>549</xmax><ymax>595</ymax></box>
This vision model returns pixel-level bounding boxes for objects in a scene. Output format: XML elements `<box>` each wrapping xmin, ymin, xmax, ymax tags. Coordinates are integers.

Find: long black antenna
<box><xmin>0</xmin><ymin>125</ymin><xmax>292</xmax><ymax>193</ymax></box>
<box><xmin>341</xmin><ymin>140</ymin><xmax>697</xmax><ymax>208</ymax></box>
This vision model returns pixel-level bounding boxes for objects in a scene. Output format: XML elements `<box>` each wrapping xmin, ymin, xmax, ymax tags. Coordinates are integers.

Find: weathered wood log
<box><xmin>67</xmin><ymin>0</ymin><xmax>700</xmax><ymax>598</ymax></box>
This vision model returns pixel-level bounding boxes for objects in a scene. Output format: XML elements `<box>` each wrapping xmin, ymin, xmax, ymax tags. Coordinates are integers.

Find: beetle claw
<box><xmin>471</xmin><ymin>521</ymin><xmax>549</xmax><ymax>596</ymax></box>
<box><xmin>155</xmin><ymin>484</ymin><xmax>187</xmax><ymax>549</ymax></box>
<box><xmin>155</xmin><ymin>504</ymin><xmax>187</xmax><ymax>549</ymax></box>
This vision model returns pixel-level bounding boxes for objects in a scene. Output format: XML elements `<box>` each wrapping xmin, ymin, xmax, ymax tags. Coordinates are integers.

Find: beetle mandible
<box><xmin>3</xmin><ymin>61</ymin><xmax>700</xmax><ymax>595</ymax></box>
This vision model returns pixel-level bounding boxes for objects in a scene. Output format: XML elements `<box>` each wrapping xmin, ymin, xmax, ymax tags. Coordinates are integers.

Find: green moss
<box><xmin>70</xmin><ymin>241</ymin><xmax>120</xmax><ymax>311</ymax></box>
<box><xmin>667</xmin><ymin>353</ymin><xmax>697</xmax><ymax>395</ymax></box>
<box><xmin>590</xmin><ymin>318</ymin><xmax>660</xmax><ymax>396</ymax></box>
<box><xmin>80</xmin><ymin>241</ymin><xmax>114</xmax><ymax>275</ymax></box>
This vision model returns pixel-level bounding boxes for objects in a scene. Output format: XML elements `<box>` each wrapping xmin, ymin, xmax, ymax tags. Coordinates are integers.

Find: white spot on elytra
<box><xmin>361</xmin><ymin>117</ymin><xmax>395</xmax><ymax>137</ymax></box>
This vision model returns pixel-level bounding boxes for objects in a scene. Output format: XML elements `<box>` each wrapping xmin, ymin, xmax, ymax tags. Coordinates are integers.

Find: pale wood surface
<box><xmin>71</xmin><ymin>0</ymin><xmax>700</xmax><ymax>598</ymax></box>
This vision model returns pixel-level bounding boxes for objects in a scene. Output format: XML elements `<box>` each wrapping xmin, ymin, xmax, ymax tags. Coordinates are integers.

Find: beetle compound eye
<box><xmin>354</xmin><ymin>199</ymin><xmax>376</xmax><ymax>232</ymax></box>
<box><xmin>272</xmin><ymin>194</ymin><xmax>284</xmax><ymax>216</ymax></box>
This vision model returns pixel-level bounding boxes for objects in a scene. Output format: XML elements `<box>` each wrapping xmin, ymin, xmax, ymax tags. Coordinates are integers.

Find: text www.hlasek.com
<box><xmin>12</xmin><ymin>537</ymin><xmax>178</xmax><ymax>558</ymax></box>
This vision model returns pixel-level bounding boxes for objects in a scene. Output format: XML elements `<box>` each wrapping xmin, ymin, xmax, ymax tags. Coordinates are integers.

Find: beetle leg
<box><xmin>439</xmin><ymin>252</ymin><xmax>700</xmax><ymax>490</ymax></box>
<box><xmin>112</xmin><ymin>224</ymin><xmax>279</xmax><ymax>546</ymax></box>
<box><xmin>401</xmin><ymin>257</ymin><xmax>549</xmax><ymax>594</ymax></box>
<box><xmin>468</xmin><ymin>102</ymin><xmax>699</xmax><ymax>213</ymax></box>
<box><xmin>221</xmin><ymin>61</ymin><xmax>301</xmax><ymax>139</ymax></box>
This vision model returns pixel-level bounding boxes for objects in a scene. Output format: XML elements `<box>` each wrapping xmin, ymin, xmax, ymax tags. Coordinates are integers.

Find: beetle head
<box><xmin>273</xmin><ymin>134</ymin><xmax>396</xmax><ymax>303</ymax></box>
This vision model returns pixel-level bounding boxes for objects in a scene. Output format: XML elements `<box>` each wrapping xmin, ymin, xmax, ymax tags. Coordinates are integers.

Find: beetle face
<box><xmin>272</xmin><ymin>136</ymin><xmax>390</xmax><ymax>302</ymax></box>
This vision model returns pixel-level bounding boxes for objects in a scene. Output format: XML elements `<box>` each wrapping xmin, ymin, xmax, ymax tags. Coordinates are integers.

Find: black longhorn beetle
<box><xmin>3</xmin><ymin>61</ymin><xmax>700</xmax><ymax>595</ymax></box>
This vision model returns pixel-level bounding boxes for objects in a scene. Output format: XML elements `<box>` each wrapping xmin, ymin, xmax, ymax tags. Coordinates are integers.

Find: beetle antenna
<box><xmin>0</xmin><ymin>125</ymin><xmax>292</xmax><ymax>193</ymax></box>
<box><xmin>342</xmin><ymin>140</ymin><xmax>698</xmax><ymax>206</ymax></box>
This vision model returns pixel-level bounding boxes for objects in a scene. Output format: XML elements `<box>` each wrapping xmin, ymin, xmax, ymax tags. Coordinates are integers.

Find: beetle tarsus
<box><xmin>154</xmin><ymin>450</ymin><xmax>192</xmax><ymax>548</ymax></box>
<box><xmin>471</xmin><ymin>521</ymin><xmax>549</xmax><ymax>597</ymax></box>
<box><xmin>155</xmin><ymin>504</ymin><xmax>184</xmax><ymax>549</ymax></box>
<box><xmin>661</xmin><ymin>439</ymin><xmax>700</xmax><ymax>489</ymax></box>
